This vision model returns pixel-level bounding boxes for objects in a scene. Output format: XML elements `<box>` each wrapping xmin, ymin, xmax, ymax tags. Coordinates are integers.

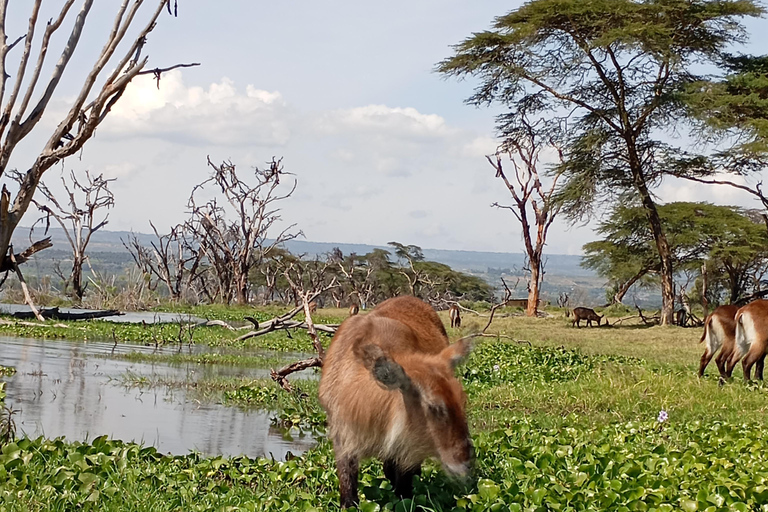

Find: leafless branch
<box><xmin>0</xmin><ymin>0</ymin><xmax>186</xmax><ymax>275</ymax></box>
<box><xmin>8</xmin><ymin>245</ymin><xmax>42</xmax><ymax>321</ymax></box>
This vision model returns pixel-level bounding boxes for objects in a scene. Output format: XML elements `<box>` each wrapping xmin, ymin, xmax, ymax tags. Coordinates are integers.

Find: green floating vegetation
<box><xmin>224</xmin><ymin>380</ymin><xmax>326</xmax><ymax>433</ymax></box>
<box><xmin>3</xmin><ymin>420</ymin><xmax>768</xmax><ymax>511</ymax></box>
<box><xmin>462</xmin><ymin>341</ymin><xmax>645</xmax><ymax>389</ymax></box>
<box><xmin>4</xmin><ymin>319</ymin><xmax>768</xmax><ymax>511</ymax></box>
<box><xmin>116</xmin><ymin>351</ymin><xmax>290</xmax><ymax>369</ymax></box>
<box><xmin>0</xmin><ymin>314</ymin><xmax>334</xmax><ymax>353</ymax></box>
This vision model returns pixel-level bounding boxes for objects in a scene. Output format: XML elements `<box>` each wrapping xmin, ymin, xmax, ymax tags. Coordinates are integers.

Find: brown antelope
<box><xmin>698</xmin><ymin>305</ymin><xmax>739</xmax><ymax>379</ymax></box>
<box><xmin>349</xmin><ymin>304</ymin><xmax>359</xmax><ymax>317</ymax></box>
<box><xmin>319</xmin><ymin>296</ymin><xmax>473</xmax><ymax>509</ymax></box>
<box><xmin>733</xmin><ymin>300</ymin><xmax>768</xmax><ymax>381</ymax></box>
<box><xmin>448</xmin><ymin>304</ymin><xmax>461</xmax><ymax>328</ymax></box>
<box><xmin>571</xmin><ymin>307</ymin><xmax>604</xmax><ymax>327</ymax></box>
<box><xmin>308</xmin><ymin>301</ymin><xmax>318</xmax><ymax>314</ymax></box>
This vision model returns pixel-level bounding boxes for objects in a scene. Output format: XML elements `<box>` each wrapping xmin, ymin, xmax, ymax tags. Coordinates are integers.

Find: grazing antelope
<box><xmin>308</xmin><ymin>301</ymin><xmax>318</xmax><ymax>314</ymax></box>
<box><xmin>733</xmin><ymin>300</ymin><xmax>768</xmax><ymax>381</ymax></box>
<box><xmin>319</xmin><ymin>296</ymin><xmax>473</xmax><ymax>509</ymax></box>
<box><xmin>571</xmin><ymin>307</ymin><xmax>604</xmax><ymax>328</ymax></box>
<box><xmin>698</xmin><ymin>305</ymin><xmax>739</xmax><ymax>379</ymax></box>
<box><xmin>349</xmin><ymin>304</ymin><xmax>359</xmax><ymax>317</ymax></box>
<box><xmin>448</xmin><ymin>304</ymin><xmax>461</xmax><ymax>328</ymax></box>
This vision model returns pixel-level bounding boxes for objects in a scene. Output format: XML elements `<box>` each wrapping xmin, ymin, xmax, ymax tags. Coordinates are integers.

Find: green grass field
<box><xmin>1</xmin><ymin>305</ymin><xmax>767</xmax><ymax>511</ymax></box>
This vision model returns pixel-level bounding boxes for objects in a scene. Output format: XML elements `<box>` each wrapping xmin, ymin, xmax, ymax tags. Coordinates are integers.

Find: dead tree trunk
<box><xmin>486</xmin><ymin>117</ymin><xmax>562</xmax><ymax>317</ymax></box>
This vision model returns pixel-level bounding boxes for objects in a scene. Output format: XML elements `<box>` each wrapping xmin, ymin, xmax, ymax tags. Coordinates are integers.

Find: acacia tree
<box><xmin>485</xmin><ymin>117</ymin><xmax>562</xmax><ymax>317</ymax></box>
<box><xmin>0</xmin><ymin>1</ymin><xmax>194</xmax><ymax>273</ymax></box>
<box><xmin>582</xmin><ymin>239</ymin><xmax>658</xmax><ymax>305</ymax></box>
<box><xmin>335</xmin><ymin>251</ymin><xmax>377</xmax><ymax>309</ymax></box>
<box><xmin>671</xmin><ymin>56</ymin><xmax>768</xmax><ymax>224</ymax></box>
<box><xmin>388</xmin><ymin>242</ymin><xmax>426</xmax><ymax>296</ymax></box>
<box><xmin>31</xmin><ymin>170</ymin><xmax>114</xmax><ymax>301</ymax></box>
<box><xmin>439</xmin><ymin>0</ymin><xmax>763</xmax><ymax>325</ymax></box>
<box><xmin>584</xmin><ymin>202</ymin><xmax>768</xmax><ymax>305</ymax></box>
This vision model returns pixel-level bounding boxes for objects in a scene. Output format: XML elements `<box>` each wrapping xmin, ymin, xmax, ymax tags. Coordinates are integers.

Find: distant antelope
<box><xmin>571</xmin><ymin>307</ymin><xmax>604</xmax><ymax>327</ymax></box>
<box><xmin>348</xmin><ymin>304</ymin><xmax>359</xmax><ymax>317</ymax></box>
<box><xmin>733</xmin><ymin>300</ymin><xmax>768</xmax><ymax>380</ymax></box>
<box><xmin>319</xmin><ymin>296</ymin><xmax>473</xmax><ymax>509</ymax></box>
<box><xmin>698</xmin><ymin>305</ymin><xmax>739</xmax><ymax>379</ymax></box>
<box><xmin>308</xmin><ymin>301</ymin><xmax>318</xmax><ymax>314</ymax></box>
<box><xmin>448</xmin><ymin>304</ymin><xmax>461</xmax><ymax>328</ymax></box>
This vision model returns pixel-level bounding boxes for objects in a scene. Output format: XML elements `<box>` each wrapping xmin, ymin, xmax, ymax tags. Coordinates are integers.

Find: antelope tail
<box><xmin>699</xmin><ymin>315</ymin><xmax>712</xmax><ymax>344</ymax></box>
<box><xmin>735</xmin><ymin>313</ymin><xmax>750</xmax><ymax>359</ymax></box>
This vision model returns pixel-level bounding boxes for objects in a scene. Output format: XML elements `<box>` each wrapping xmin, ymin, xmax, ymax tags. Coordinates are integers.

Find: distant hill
<box><xmin>13</xmin><ymin>227</ymin><xmax>156</xmax><ymax>254</ymax></box>
<box><xmin>11</xmin><ymin>227</ymin><xmax>636</xmax><ymax>306</ymax></box>
<box><xmin>13</xmin><ymin>227</ymin><xmax>591</xmax><ymax>276</ymax></box>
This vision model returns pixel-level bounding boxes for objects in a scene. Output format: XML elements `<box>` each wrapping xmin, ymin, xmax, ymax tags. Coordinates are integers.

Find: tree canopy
<box><xmin>439</xmin><ymin>0</ymin><xmax>764</xmax><ymax>324</ymax></box>
<box><xmin>583</xmin><ymin>202</ymin><xmax>768</xmax><ymax>304</ymax></box>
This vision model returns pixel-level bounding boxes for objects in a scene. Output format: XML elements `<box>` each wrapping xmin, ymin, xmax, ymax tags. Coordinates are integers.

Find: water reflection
<box><xmin>0</xmin><ymin>336</ymin><xmax>315</xmax><ymax>459</ymax></box>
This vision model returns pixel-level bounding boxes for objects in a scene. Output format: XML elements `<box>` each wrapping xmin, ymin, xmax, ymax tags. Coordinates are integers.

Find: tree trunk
<box><xmin>612</xmin><ymin>266</ymin><xmax>653</xmax><ymax>304</ymax></box>
<box><xmin>71</xmin><ymin>256</ymin><xmax>84</xmax><ymax>302</ymax></box>
<box><xmin>701</xmin><ymin>263</ymin><xmax>709</xmax><ymax>318</ymax></box>
<box><xmin>628</xmin><ymin>144</ymin><xmax>675</xmax><ymax>325</ymax></box>
<box><xmin>236</xmin><ymin>281</ymin><xmax>248</xmax><ymax>304</ymax></box>
<box><xmin>525</xmin><ymin>257</ymin><xmax>540</xmax><ymax>317</ymax></box>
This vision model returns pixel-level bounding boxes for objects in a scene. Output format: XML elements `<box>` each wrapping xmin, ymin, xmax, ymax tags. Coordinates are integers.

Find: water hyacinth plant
<box><xmin>1</xmin><ymin>305</ymin><xmax>768</xmax><ymax>510</ymax></box>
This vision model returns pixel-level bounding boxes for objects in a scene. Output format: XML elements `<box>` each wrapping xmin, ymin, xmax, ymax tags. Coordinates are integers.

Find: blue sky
<box><xmin>6</xmin><ymin>1</ymin><xmax>768</xmax><ymax>256</ymax></box>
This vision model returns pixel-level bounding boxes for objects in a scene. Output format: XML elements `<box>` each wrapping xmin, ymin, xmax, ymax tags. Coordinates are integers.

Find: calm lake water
<box><xmin>0</xmin><ymin>336</ymin><xmax>316</xmax><ymax>459</ymax></box>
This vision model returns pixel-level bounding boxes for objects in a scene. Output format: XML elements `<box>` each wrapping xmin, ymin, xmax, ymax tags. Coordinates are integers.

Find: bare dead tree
<box><xmin>482</xmin><ymin>277</ymin><xmax>514</xmax><ymax>333</ymax></box>
<box><xmin>0</xmin><ymin>1</ymin><xmax>198</xmax><ymax>275</ymax></box>
<box><xmin>185</xmin><ymin>157</ymin><xmax>301</xmax><ymax>304</ymax></box>
<box><xmin>486</xmin><ymin>117</ymin><xmax>562</xmax><ymax>317</ymax></box>
<box><xmin>28</xmin><ymin>170</ymin><xmax>114</xmax><ymax>301</ymax></box>
<box><xmin>123</xmin><ymin>222</ymin><xmax>203</xmax><ymax>302</ymax></box>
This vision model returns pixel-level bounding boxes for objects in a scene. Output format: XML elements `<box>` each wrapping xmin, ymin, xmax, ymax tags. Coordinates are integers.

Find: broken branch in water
<box><xmin>270</xmin><ymin>266</ymin><xmax>339</xmax><ymax>391</ymax></box>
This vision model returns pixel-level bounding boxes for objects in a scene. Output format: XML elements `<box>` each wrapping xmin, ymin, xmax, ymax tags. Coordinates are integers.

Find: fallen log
<box><xmin>11</xmin><ymin>307</ymin><xmax>123</xmax><ymax>321</ymax></box>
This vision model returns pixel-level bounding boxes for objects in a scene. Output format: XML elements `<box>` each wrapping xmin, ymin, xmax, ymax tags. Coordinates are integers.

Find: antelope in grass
<box><xmin>448</xmin><ymin>304</ymin><xmax>461</xmax><ymax>328</ymax></box>
<box><xmin>733</xmin><ymin>300</ymin><xmax>768</xmax><ymax>381</ymax></box>
<box><xmin>319</xmin><ymin>296</ymin><xmax>474</xmax><ymax>509</ymax></box>
<box><xmin>698</xmin><ymin>305</ymin><xmax>739</xmax><ymax>379</ymax></box>
<box><xmin>571</xmin><ymin>307</ymin><xmax>605</xmax><ymax>327</ymax></box>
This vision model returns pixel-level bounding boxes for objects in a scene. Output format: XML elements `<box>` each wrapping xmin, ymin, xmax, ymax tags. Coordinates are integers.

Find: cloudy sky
<box><xmin>6</xmin><ymin>1</ymin><xmax>768</xmax><ymax>256</ymax></box>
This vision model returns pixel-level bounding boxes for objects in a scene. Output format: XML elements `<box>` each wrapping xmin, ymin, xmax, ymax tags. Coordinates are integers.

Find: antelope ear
<box><xmin>360</xmin><ymin>344</ymin><xmax>412</xmax><ymax>391</ymax></box>
<box><xmin>440</xmin><ymin>339</ymin><xmax>472</xmax><ymax>369</ymax></box>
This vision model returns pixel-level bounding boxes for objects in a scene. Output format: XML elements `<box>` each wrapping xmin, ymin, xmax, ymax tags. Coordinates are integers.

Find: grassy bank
<box><xmin>1</xmin><ymin>304</ymin><xmax>767</xmax><ymax>510</ymax></box>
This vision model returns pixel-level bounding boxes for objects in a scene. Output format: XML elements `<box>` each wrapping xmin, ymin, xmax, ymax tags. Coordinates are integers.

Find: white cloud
<box><xmin>461</xmin><ymin>136</ymin><xmax>497</xmax><ymax>158</ymax></box>
<box><xmin>45</xmin><ymin>73</ymin><xmax>597</xmax><ymax>255</ymax></box>
<box><xmin>317</xmin><ymin>105</ymin><xmax>453</xmax><ymax>139</ymax></box>
<box><xmin>102</xmin><ymin>71</ymin><xmax>291</xmax><ymax>147</ymax></box>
